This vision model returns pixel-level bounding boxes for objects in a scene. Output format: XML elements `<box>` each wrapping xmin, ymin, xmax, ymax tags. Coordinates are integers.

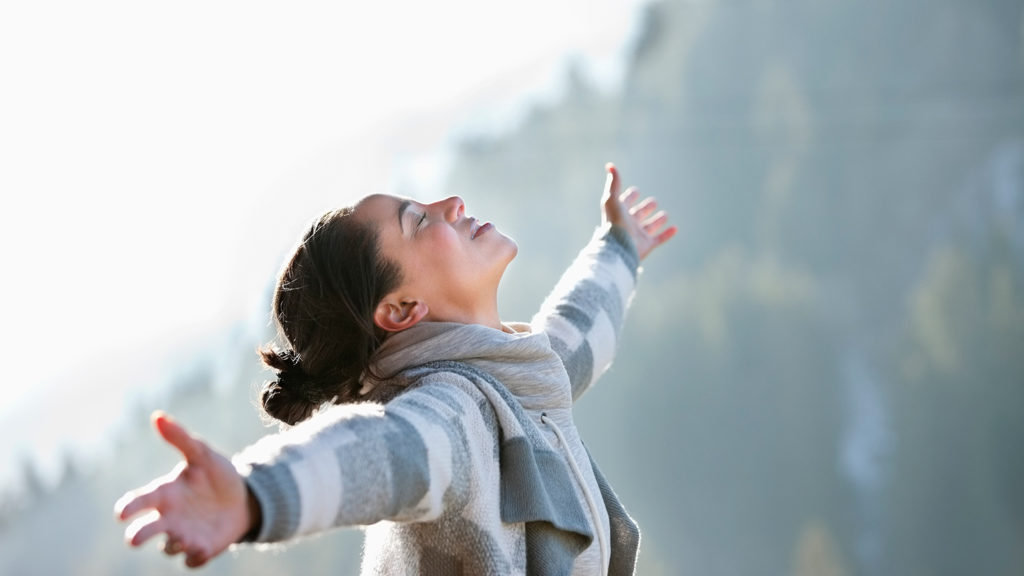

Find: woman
<box><xmin>115</xmin><ymin>163</ymin><xmax>676</xmax><ymax>575</ymax></box>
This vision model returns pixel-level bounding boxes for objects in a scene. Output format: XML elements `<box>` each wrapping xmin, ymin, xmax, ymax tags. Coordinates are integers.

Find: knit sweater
<box><xmin>234</xmin><ymin>224</ymin><xmax>641</xmax><ymax>575</ymax></box>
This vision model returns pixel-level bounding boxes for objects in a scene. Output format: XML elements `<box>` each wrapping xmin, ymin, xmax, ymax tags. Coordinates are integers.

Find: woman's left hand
<box><xmin>601</xmin><ymin>163</ymin><xmax>677</xmax><ymax>261</ymax></box>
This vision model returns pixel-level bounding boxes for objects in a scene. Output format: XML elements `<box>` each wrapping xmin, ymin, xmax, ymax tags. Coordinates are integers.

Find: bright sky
<box><xmin>0</xmin><ymin>0</ymin><xmax>647</xmax><ymax>489</ymax></box>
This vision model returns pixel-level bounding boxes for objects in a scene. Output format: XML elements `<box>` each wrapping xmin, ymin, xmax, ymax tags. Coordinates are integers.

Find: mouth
<box><xmin>471</xmin><ymin>220</ymin><xmax>492</xmax><ymax>239</ymax></box>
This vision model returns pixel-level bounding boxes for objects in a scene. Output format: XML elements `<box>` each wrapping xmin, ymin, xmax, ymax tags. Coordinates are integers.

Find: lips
<box><xmin>472</xmin><ymin>221</ymin><xmax>492</xmax><ymax>239</ymax></box>
<box><xmin>466</xmin><ymin>214</ymin><xmax>493</xmax><ymax>239</ymax></box>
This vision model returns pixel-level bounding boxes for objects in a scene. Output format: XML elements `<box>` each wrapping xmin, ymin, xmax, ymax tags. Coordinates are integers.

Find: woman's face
<box><xmin>354</xmin><ymin>193</ymin><xmax>518</xmax><ymax>326</ymax></box>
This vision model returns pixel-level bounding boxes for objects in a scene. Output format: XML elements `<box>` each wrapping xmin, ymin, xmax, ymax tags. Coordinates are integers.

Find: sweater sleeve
<box><xmin>530</xmin><ymin>223</ymin><xmax>640</xmax><ymax>401</ymax></box>
<box><xmin>233</xmin><ymin>375</ymin><xmax>499</xmax><ymax>543</ymax></box>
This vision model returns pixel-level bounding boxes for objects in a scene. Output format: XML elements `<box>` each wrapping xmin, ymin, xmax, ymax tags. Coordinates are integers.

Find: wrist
<box><xmin>604</xmin><ymin>223</ymin><xmax>640</xmax><ymax>268</ymax></box>
<box><xmin>239</xmin><ymin>484</ymin><xmax>263</xmax><ymax>543</ymax></box>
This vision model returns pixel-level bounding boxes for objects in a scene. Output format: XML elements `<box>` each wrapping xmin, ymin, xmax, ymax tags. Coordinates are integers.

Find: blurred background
<box><xmin>2</xmin><ymin>0</ymin><xmax>1023</xmax><ymax>574</ymax></box>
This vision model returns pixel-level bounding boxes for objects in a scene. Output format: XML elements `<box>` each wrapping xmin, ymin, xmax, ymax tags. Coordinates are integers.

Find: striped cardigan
<box><xmin>234</xmin><ymin>224</ymin><xmax>641</xmax><ymax>575</ymax></box>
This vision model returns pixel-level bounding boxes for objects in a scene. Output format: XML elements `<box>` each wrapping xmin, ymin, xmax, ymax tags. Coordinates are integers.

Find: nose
<box><xmin>433</xmin><ymin>196</ymin><xmax>464</xmax><ymax>223</ymax></box>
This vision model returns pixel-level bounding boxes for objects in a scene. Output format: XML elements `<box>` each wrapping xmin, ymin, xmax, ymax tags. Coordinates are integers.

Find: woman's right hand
<box><xmin>114</xmin><ymin>411</ymin><xmax>255</xmax><ymax>568</ymax></box>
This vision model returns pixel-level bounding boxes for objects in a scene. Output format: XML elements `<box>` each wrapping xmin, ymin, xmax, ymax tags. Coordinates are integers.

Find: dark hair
<box><xmin>257</xmin><ymin>206</ymin><xmax>403</xmax><ymax>425</ymax></box>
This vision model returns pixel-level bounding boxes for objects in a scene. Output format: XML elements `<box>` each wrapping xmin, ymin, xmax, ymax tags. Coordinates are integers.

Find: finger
<box><xmin>642</xmin><ymin>211</ymin><xmax>669</xmax><ymax>233</ymax></box>
<box><xmin>630</xmin><ymin>197</ymin><xmax>659</xmax><ymax>220</ymax></box>
<box><xmin>619</xmin><ymin>186</ymin><xmax>640</xmax><ymax>206</ymax></box>
<box><xmin>115</xmin><ymin>469</ymin><xmax>177</xmax><ymax>521</ymax></box>
<box><xmin>604</xmin><ymin>162</ymin><xmax>619</xmax><ymax>197</ymax></box>
<box><xmin>153</xmin><ymin>411</ymin><xmax>208</xmax><ymax>465</ymax></box>
<box><xmin>125</xmin><ymin>510</ymin><xmax>167</xmax><ymax>547</ymax></box>
<box><xmin>163</xmin><ymin>538</ymin><xmax>185</xmax><ymax>556</ymax></box>
<box><xmin>116</xmin><ymin>490</ymin><xmax>157</xmax><ymax>522</ymax></box>
<box><xmin>654</xmin><ymin>224</ymin><xmax>678</xmax><ymax>246</ymax></box>
<box><xmin>185</xmin><ymin>550</ymin><xmax>210</xmax><ymax>569</ymax></box>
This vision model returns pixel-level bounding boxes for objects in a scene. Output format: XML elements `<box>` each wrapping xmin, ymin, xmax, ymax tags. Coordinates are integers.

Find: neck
<box><xmin>425</xmin><ymin>297</ymin><xmax>503</xmax><ymax>332</ymax></box>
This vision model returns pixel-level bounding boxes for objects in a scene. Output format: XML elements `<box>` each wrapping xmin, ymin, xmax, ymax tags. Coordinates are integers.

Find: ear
<box><xmin>373</xmin><ymin>296</ymin><xmax>429</xmax><ymax>333</ymax></box>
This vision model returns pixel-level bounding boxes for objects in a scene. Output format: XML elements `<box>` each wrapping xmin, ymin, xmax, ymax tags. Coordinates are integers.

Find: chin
<box><xmin>502</xmin><ymin>236</ymin><xmax>519</xmax><ymax>262</ymax></box>
<box><xmin>492</xmin><ymin>238</ymin><xmax>518</xmax><ymax>279</ymax></box>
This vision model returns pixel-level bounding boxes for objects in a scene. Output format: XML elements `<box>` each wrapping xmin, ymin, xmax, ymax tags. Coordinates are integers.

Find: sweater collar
<box><xmin>362</xmin><ymin>321</ymin><xmax>564</xmax><ymax>397</ymax></box>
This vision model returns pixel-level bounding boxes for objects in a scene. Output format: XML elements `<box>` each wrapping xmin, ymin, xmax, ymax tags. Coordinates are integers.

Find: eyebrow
<box><xmin>398</xmin><ymin>200</ymin><xmax>412</xmax><ymax>234</ymax></box>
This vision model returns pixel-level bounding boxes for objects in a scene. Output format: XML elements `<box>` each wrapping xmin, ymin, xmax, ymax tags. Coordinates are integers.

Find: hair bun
<box><xmin>258</xmin><ymin>346</ymin><xmax>319</xmax><ymax>425</ymax></box>
<box><xmin>275</xmin><ymin>353</ymin><xmax>308</xmax><ymax>387</ymax></box>
<box><xmin>260</xmin><ymin>379</ymin><xmax>316</xmax><ymax>426</ymax></box>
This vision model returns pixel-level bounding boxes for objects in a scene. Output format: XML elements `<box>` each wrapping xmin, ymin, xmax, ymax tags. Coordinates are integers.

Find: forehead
<box><xmin>353</xmin><ymin>194</ymin><xmax>404</xmax><ymax>230</ymax></box>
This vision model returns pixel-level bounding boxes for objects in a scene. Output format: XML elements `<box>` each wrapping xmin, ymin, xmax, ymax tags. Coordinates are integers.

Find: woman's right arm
<box><xmin>116</xmin><ymin>376</ymin><xmax>497</xmax><ymax>563</ymax></box>
<box><xmin>238</xmin><ymin>375</ymin><xmax>497</xmax><ymax>540</ymax></box>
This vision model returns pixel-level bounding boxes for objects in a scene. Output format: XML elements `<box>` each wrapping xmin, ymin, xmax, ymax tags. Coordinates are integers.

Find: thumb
<box><xmin>603</xmin><ymin>162</ymin><xmax>619</xmax><ymax>201</ymax></box>
<box><xmin>602</xmin><ymin>162</ymin><xmax>623</xmax><ymax>225</ymax></box>
<box><xmin>152</xmin><ymin>411</ymin><xmax>208</xmax><ymax>464</ymax></box>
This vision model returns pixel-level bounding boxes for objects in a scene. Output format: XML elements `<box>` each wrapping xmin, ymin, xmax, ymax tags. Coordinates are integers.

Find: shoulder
<box><xmin>362</xmin><ymin>362</ymin><xmax>480</xmax><ymax>402</ymax></box>
<box><xmin>380</xmin><ymin>368</ymin><xmax>505</xmax><ymax>447</ymax></box>
<box><xmin>392</xmin><ymin>360</ymin><xmax>503</xmax><ymax>393</ymax></box>
<box><xmin>382</xmin><ymin>364</ymin><xmax>497</xmax><ymax>418</ymax></box>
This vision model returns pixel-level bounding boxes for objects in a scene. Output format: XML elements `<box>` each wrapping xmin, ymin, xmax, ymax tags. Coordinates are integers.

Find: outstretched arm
<box><xmin>117</xmin><ymin>377</ymin><xmax>502</xmax><ymax>563</ymax></box>
<box><xmin>231</xmin><ymin>378</ymin><xmax>494</xmax><ymax>542</ymax></box>
<box><xmin>601</xmin><ymin>162</ymin><xmax>677</xmax><ymax>260</ymax></box>
<box><xmin>532</xmin><ymin>163</ymin><xmax>676</xmax><ymax>400</ymax></box>
<box><xmin>114</xmin><ymin>412</ymin><xmax>257</xmax><ymax>568</ymax></box>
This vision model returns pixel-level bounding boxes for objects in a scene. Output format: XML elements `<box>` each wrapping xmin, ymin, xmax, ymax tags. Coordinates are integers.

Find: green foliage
<box><xmin>447</xmin><ymin>1</ymin><xmax>1024</xmax><ymax>574</ymax></box>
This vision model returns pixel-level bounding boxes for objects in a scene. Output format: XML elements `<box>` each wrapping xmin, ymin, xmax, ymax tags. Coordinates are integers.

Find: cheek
<box><xmin>415</xmin><ymin>230</ymin><xmax>467</xmax><ymax>272</ymax></box>
<box><xmin>423</xmin><ymin>227</ymin><xmax>465</xmax><ymax>257</ymax></box>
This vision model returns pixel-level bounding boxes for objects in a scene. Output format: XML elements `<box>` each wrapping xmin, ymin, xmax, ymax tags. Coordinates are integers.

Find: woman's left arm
<box><xmin>533</xmin><ymin>163</ymin><xmax>676</xmax><ymax>400</ymax></box>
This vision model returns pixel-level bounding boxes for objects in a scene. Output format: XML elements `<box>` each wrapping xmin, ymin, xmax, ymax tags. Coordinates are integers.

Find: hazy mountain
<box><xmin>3</xmin><ymin>1</ymin><xmax>1022</xmax><ymax>575</ymax></box>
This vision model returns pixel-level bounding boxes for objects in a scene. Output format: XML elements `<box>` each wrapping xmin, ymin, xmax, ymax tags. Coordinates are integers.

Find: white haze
<box><xmin>0</xmin><ymin>0</ymin><xmax>648</xmax><ymax>493</ymax></box>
